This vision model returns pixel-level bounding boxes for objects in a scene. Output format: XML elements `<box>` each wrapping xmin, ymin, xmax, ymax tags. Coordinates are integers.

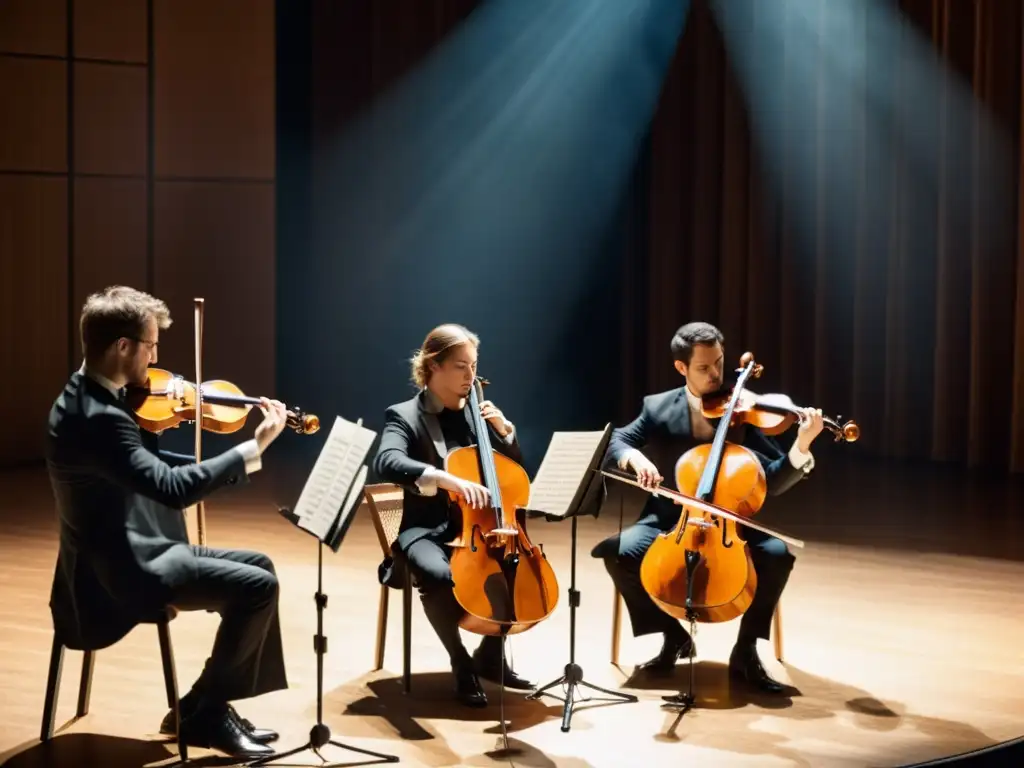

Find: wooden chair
<box><xmin>363</xmin><ymin>483</ymin><xmax>414</xmax><ymax>694</ymax></box>
<box><xmin>611</xmin><ymin>589</ymin><xmax>785</xmax><ymax>665</ymax></box>
<box><xmin>41</xmin><ymin>605</ymin><xmax>187</xmax><ymax>760</ymax></box>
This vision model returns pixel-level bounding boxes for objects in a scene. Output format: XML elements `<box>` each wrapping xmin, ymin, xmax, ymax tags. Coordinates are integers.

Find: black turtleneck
<box><xmin>436</xmin><ymin>406</ymin><xmax>476</xmax><ymax>452</ymax></box>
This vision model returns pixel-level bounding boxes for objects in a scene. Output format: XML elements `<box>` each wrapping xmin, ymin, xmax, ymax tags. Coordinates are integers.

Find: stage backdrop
<box><xmin>277</xmin><ymin>0</ymin><xmax>1024</xmax><ymax>474</ymax></box>
<box><xmin>0</xmin><ymin>0</ymin><xmax>277</xmax><ymax>467</ymax></box>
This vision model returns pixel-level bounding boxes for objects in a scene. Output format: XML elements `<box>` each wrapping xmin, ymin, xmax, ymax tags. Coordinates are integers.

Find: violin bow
<box><xmin>193</xmin><ymin>298</ymin><xmax>207</xmax><ymax>545</ymax></box>
<box><xmin>600</xmin><ymin>469</ymin><xmax>805</xmax><ymax>549</ymax></box>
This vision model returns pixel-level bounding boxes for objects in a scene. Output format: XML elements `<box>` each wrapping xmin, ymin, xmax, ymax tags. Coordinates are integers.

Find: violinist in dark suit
<box><xmin>373</xmin><ymin>323</ymin><xmax>533</xmax><ymax>707</ymax></box>
<box><xmin>591</xmin><ymin>321</ymin><xmax>825</xmax><ymax>692</ymax></box>
<box><xmin>46</xmin><ymin>286</ymin><xmax>289</xmax><ymax>759</ymax></box>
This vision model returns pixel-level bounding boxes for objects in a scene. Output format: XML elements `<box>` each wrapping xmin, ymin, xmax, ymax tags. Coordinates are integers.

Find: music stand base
<box><xmin>529</xmin><ymin>662</ymin><xmax>638</xmax><ymax>732</ymax></box>
<box><xmin>250</xmin><ymin>723</ymin><xmax>400</xmax><ymax>767</ymax></box>
<box><xmin>250</xmin><ymin>531</ymin><xmax>399</xmax><ymax>767</ymax></box>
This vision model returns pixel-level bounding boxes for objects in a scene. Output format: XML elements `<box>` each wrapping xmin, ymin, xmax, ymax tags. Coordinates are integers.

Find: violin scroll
<box><xmin>289</xmin><ymin>410</ymin><xmax>320</xmax><ymax>435</ymax></box>
<box><xmin>833</xmin><ymin>418</ymin><xmax>859</xmax><ymax>443</ymax></box>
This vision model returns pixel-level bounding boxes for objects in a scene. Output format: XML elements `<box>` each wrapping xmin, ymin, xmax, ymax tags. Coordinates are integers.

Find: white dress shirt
<box><xmin>619</xmin><ymin>385</ymin><xmax>814</xmax><ymax>474</ymax></box>
<box><xmin>79</xmin><ymin>362</ymin><xmax>262</xmax><ymax>474</ymax></box>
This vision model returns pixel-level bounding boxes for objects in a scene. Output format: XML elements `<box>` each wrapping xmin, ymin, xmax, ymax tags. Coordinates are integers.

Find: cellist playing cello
<box><xmin>591</xmin><ymin>321</ymin><xmax>825</xmax><ymax>693</ymax></box>
<box><xmin>373</xmin><ymin>323</ymin><xmax>534</xmax><ymax>707</ymax></box>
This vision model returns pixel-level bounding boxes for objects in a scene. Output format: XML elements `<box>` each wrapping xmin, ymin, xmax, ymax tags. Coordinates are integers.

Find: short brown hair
<box><xmin>410</xmin><ymin>323</ymin><xmax>479</xmax><ymax>388</ymax></box>
<box><xmin>671</xmin><ymin>321</ymin><xmax>723</xmax><ymax>364</ymax></box>
<box><xmin>80</xmin><ymin>286</ymin><xmax>171</xmax><ymax>362</ymax></box>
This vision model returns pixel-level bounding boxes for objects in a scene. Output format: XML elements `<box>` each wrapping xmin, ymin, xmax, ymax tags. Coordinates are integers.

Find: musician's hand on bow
<box><xmin>254</xmin><ymin>397</ymin><xmax>288</xmax><ymax>453</ymax></box>
<box><xmin>626</xmin><ymin>452</ymin><xmax>663</xmax><ymax>489</ymax></box>
<box><xmin>479</xmin><ymin>400</ymin><xmax>513</xmax><ymax>437</ymax></box>
<box><xmin>796</xmin><ymin>407</ymin><xmax>824</xmax><ymax>453</ymax></box>
<box><xmin>437</xmin><ymin>471</ymin><xmax>491</xmax><ymax>509</ymax></box>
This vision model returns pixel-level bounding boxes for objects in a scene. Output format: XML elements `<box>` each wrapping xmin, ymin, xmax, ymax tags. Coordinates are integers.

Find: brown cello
<box><xmin>637</xmin><ymin>352</ymin><xmax>772</xmax><ymax>628</ymax></box>
<box><xmin>445</xmin><ymin>377</ymin><xmax>560</xmax><ymax>637</ymax></box>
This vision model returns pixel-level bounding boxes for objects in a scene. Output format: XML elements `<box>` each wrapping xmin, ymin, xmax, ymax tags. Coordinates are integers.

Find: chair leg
<box><xmin>402</xmin><ymin>569</ymin><xmax>412</xmax><ymax>695</ymax></box>
<box><xmin>40</xmin><ymin>636</ymin><xmax>65</xmax><ymax>742</ymax></box>
<box><xmin>157</xmin><ymin>621</ymin><xmax>188</xmax><ymax>761</ymax></box>
<box><xmin>374</xmin><ymin>584</ymin><xmax>389</xmax><ymax>671</ymax></box>
<box><xmin>772</xmin><ymin>603</ymin><xmax>784</xmax><ymax>662</ymax></box>
<box><xmin>76</xmin><ymin>650</ymin><xmax>95</xmax><ymax>718</ymax></box>
<box><xmin>611</xmin><ymin>587</ymin><xmax>622</xmax><ymax>666</ymax></box>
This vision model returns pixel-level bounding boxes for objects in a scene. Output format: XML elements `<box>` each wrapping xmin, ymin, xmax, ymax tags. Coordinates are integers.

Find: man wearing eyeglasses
<box><xmin>45</xmin><ymin>285</ymin><xmax>289</xmax><ymax>760</ymax></box>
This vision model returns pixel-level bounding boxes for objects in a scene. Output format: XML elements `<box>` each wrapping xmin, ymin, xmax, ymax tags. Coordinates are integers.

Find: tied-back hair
<box><xmin>410</xmin><ymin>323</ymin><xmax>479</xmax><ymax>388</ymax></box>
<box><xmin>80</xmin><ymin>285</ymin><xmax>171</xmax><ymax>362</ymax></box>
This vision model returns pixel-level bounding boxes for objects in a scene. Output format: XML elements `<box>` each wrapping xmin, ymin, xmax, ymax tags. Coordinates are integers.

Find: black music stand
<box><xmin>253</xmin><ymin>422</ymin><xmax>400</xmax><ymax>768</ymax></box>
<box><xmin>523</xmin><ymin>425</ymin><xmax>638</xmax><ymax>731</ymax></box>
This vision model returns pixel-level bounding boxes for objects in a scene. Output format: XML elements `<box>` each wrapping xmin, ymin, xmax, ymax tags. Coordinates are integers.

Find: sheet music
<box><xmin>528</xmin><ymin>429</ymin><xmax>607</xmax><ymax>517</ymax></box>
<box><xmin>294</xmin><ymin>416</ymin><xmax>377</xmax><ymax>541</ymax></box>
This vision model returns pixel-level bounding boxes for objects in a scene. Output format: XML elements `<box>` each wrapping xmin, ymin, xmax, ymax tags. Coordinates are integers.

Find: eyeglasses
<box><xmin>127</xmin><ymin>337</ymin><xmax>158</xmax><ymax>350</ymax></box>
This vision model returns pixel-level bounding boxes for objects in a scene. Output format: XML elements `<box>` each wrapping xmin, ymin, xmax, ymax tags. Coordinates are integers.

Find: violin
<box><xmin>701</xmin><ymin>372</ymin><xmax>859</xmax><ymax>443</ymax></box>
<box><xmin>637</xmin><ymin>352</ymin><xmax>803</xmax><ymax>626</ymax></box>
<box><xmin>445</xmin><ymin>377</ymin><xmax>559</xmax><ymax>637</ymax></box>
<box><xmin>126</xmin><ymin>367</ymin><xmax>320</xmax><ymax>436</ymax></box>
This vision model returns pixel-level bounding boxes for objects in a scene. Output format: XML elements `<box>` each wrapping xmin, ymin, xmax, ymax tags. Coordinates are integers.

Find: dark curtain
<box><xmin>629</xmin><ymin>0</ymin><xmax>1024</xmax><ymax>471</ymax></box>
<box><xmin>281</xmin><ymin>0</ymin><xmax>1024</xmax><ymax>472</ymax></box>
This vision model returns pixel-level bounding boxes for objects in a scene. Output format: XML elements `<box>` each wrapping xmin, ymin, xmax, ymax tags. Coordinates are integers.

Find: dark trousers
<box><xmin>402</xmin><ymin>538</ymin><xmax>504</xmax><ymax>670</ymax></box>
<box><xmin>169</xmin><ymin>547</ymin><xmax>288</xmax><ymax>706</ymax></box>
<box><xmin>592</xmin><ymin>511</ymin><xmax>794</xmax><ymax>645</ymax></box>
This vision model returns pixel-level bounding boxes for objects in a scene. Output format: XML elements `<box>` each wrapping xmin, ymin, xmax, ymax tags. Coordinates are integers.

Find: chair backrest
<box><xmin>363</xmin><ymin>483</ymin><xmax>405</xmax><ymax>557</ymax></box>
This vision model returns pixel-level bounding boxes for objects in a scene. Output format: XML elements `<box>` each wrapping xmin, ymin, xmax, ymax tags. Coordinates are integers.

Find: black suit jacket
<box><xmin>46</xmin><ymin>371</ymin><xmax>249</xmax><ymax>650</ymax></box>
<box><xmin>605</xmin><ymin>386</ymin><xmax>808</xmax><ymax>526</ymax></box>
<box><xmin>372</xmin><ymin>390</ymin><xmax>523</xmax><ymax>583</ymax></box>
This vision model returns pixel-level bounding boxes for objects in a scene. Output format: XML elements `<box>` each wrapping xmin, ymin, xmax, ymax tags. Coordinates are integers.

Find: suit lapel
<box><xmin>666</xmin><ymin>387</ymin><xmax>693</xmax><ymax>439</ymax></box>
<box><xmin>415</xmin><ymin>393</ymin><xmax>449</xmax><ymax>466</ymax></box>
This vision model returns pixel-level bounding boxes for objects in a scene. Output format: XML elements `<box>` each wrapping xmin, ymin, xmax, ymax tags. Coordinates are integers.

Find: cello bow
<box><xmin>600</xmin><ymin>469</ymin><xmax>805</xmax><ymax>549</ymax></box>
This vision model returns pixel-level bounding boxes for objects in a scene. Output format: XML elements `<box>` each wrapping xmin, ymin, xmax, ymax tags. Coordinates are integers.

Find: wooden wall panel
<box><xmin>74</xmin><ymin>0</ymin><xmax>148</xmax><ymax>63</ymax></box>
<box><xmin>0</xmin><ymin>57</ymin><xmax>67</xmax><ymax>172</ymax></box>
<box><xmin>153</xmin><ymin>182</ymin><xmax>276</xmax><ymax>402</ymax></box>
<box><xmin>74</xmin><ymin>63</ymin><xmax>147</xmax><ymax>175</ymax></box>
<box><xmin>0</xmin><ymin>177</ymin><xmax>69</xmax><ymax>464</ymax></box>
<box><xmin>154</xmin><ymin>0</ymin><xmax>275</xmax><ymax>179</ymax></box>
<box><xmin>0</xmin><ymin>0</ymin><xmax>276</xmax><ymax>468</ymax></box>
<box><xmin>72</xmin><ymin>178</ymin><xmax>148</xmax><ymax>324</ymax></box>
<box><xmin>0</xmin><ymin>0</ymin><xmax>66</xmax><ymax>57</ymax></box>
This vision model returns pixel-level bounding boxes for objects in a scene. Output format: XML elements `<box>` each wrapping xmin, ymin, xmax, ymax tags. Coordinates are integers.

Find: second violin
<box><xmin>126</xmin><ymin>367</ymin><xmax>320</xmax><ymax>436</ymax></box>
<box><xmin>701</xmin><ymin>371</ymin><xmax>859</xmax><ymax>443</ymax></box>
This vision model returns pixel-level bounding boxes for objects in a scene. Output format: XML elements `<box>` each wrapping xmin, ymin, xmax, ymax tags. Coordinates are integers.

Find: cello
<box><xmin>444</xmin><ymin>377</ymin><xmax>560</xmax><ymax>637</ymax></box>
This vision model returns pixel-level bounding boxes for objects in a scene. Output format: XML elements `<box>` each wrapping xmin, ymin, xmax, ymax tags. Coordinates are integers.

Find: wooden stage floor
<box><xmin>0</xmin><ymin>456</ymin><xmax>1022</xmax><ymax>767</ymax></box>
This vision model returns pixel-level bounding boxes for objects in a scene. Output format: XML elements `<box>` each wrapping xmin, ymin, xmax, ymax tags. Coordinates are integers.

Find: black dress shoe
<box><xmin>178</xmin><ymin>707</ymin><xmax>275</xmax><ymax>759</ymax></box>
<box><xmin>472</xmin><ymin>647</ymin><xmax>535</xmax><ymax>690</ymax></box>
<box><xmin>160</xmin><ymin>705</ymin><xmax>279</xmax><ymax>744</ymax></box>
<box><xmin>228</xmin><ymin>705</ymin><xmax>279</xmax><ymax>743</ymax></box>
<box><xmin>454</xmin><ymin>666</ymin><xmax>488</xmax><ymax>708</ymax></box>
<box><xmin>637</xmin><ymin>632</ymin><xmax>696</xmax><ymax>676</ymax></box>
<box><xmin>728</xmin><ymin>644</ymin><xmax>785</xmax><ymax>693</ymax></box>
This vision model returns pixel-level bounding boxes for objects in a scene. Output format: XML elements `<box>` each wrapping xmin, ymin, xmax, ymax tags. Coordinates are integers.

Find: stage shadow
<box><xmin>620</xmin><ymin>660</ymin><xmax>800</xmax><ymax>712</ymax></box>
<box><xmin>0</xmin><ymin>732</ymin><xmax>236</xmax><ymax>768</ymax></box>
<box><xmin>326</xmin><ymin>672</ymin><xmax>563</xmax><ymax>762</ymax></box>
<box><xmin>626</xmin><ymin>661</ymin><xmax>1002</xmax><ymax>768</ymax></box>
<box><xmin>462</xmin><ymin>737</ymin><xmax>594</xmax><ymax>768</ymax></box>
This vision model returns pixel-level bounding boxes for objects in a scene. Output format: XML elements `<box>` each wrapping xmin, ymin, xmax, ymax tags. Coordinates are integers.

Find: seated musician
<box><xmin>373</xmin><ymin>323</ymin><xmax>534</xmax><ymax>707</ymax></box>
<box><xmin>591</xmin><ymin>321</ymin><xmax>824</xmax><ymax>692</ymax></box>
<box><xmin>46</xmin><ymin>286</ymin><xmax>289</xmax><ymax>759</ymax></box>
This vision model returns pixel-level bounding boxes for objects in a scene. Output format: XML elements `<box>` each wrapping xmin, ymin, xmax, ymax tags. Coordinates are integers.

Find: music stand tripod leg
<box><xmin>250</xmin><ymin>539</ymin><xmax>400</xmax><ymax>767</ymax></box>
<box><xmin>526</xmin><ymin>512</ymin><xmax>637</xmax><ymax>732</ymax></box>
